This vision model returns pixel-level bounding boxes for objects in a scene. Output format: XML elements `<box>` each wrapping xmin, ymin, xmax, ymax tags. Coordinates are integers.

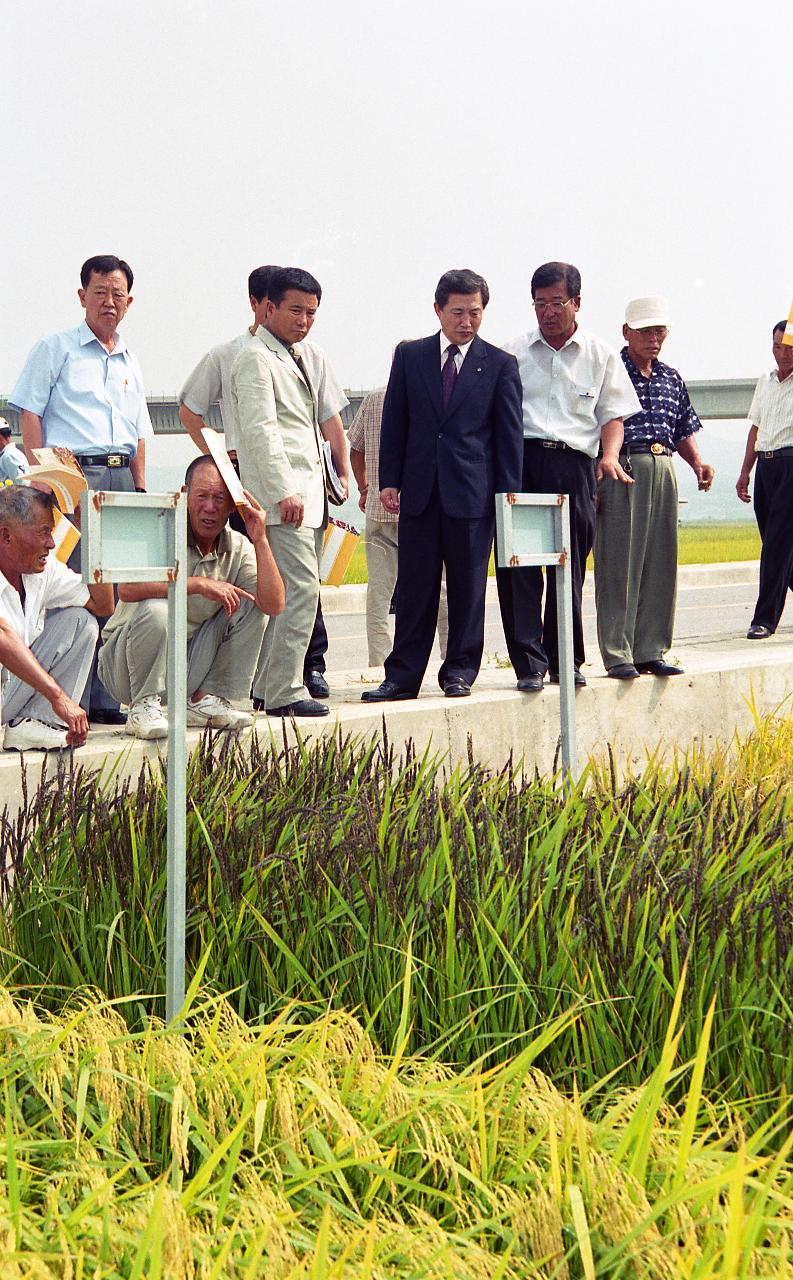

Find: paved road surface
<box><xmin>323</xmin><ymin>572</ymin><xmax>793</xmax><ymax>679</ymax></box>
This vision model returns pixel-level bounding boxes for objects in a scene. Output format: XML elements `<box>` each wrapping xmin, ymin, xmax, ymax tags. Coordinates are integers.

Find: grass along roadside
<box><xmin>340</xmin><ymin>521</ymin><xmax>760</xmax><ymax>584</ymax></box>
<box><xmin>0</xmin><ymin>984</ymin><xmax>790</xmax><ymax>1277</ymax></box>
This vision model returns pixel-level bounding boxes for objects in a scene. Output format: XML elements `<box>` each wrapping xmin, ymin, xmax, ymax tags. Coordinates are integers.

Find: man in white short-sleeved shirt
<box><xmin>496</xmin><ymin>261</ymin><xmax>640</xmax><ymax>690</ymax></box>
<box><xmin>0</xmin><ymin>486</ymin><xmax>114</xmax><ymax>751</ymax></box>
<box><xmin>736</xmin><ymin>319</ymin><xmax>793</xmax><ymax>639</ymax></box>
<box><xmin>178</xmin><ymin>264</ymin><xmax>349</xmax><ymax>699</ymax></box>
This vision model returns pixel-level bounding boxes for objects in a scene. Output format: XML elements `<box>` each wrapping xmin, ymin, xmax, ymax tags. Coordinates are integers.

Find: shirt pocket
<box><xmin>566</xmin><ymin>382</ymin><xmax>598</xmax><ymax>418</ymax></box>
<box><xmin>65</xmin><ymin>355</ymin><xmax>102</xmax><ymax>394</ymax></box>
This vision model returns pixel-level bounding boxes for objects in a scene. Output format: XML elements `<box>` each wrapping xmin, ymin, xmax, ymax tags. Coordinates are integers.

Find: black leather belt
<box><xmin>536</xmin><ymin>439</ymin><xmax>569</xmax><ymax>450</ymax></box>
<box><xmin>621</xmin><ymin>442</ymin><xmax>673</xmax><ymax>457</ymax></box>
<box><xmin>74</xmin><ymin>452</ymin><xmax>130</xmax><ymax>468</ymax></box>
<box><xmin>758</xmin><ymin>446</ymin><xmax>793</xmax><ymax>460</ymax></box>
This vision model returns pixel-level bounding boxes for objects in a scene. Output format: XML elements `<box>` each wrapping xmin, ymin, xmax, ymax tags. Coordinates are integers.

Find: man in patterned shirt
<box><xmin>594</xmin><ymin>296</ymin><xmax>714</xmax><ymax>679</ymax></box>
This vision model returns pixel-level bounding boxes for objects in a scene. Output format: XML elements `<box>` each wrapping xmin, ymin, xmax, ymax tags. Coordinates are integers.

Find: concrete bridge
<box><xmin>0</xmin><ymin>379</ymin><xmax>758</xmax><ymax>435</ymax></box>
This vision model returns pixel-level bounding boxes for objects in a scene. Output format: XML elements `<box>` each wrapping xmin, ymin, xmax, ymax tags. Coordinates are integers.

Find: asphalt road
<box><xmin>323</xmin><ymin>572</ymin><xmax>793</xmax><ymax>677</ymax></box>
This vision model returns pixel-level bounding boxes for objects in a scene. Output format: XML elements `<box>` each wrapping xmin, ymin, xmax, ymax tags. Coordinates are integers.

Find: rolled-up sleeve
<box><xmin>9</xmin><ymin>339</ymin><xmax>58</xmax><ymax>414</ymax></box>
<box><xmin>180</xmin><ymin>349</ymin><xmax>221</xmax><ymax>418</ymax></box>
<box><xmin>595</xmin><ymin>351</ymin><xmax>642</xmax><ymax>427</ymax></box>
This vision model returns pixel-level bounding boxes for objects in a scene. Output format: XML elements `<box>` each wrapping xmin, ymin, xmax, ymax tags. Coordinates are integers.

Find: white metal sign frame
<box><xmin>495</xmin><ymin>491</ymin><xmax>578</xmax><ymax>785</ymax></box>
<box><xmin>81</xmin><ymin>489</ymin><xmax>188</xmax><ymax>1023</ymax></box>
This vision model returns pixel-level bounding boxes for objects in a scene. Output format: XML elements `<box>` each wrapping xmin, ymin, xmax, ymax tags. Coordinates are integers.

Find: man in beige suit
<box><xmin>232</xmin><ymin>267</ymin><xmax>344</xmax><ymax>717</ymax></box>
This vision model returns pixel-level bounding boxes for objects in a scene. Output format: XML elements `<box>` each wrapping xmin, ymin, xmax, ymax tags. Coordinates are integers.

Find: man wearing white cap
<box><xmin>593</xmin><ymin>297</ymin><xmax>714</xmax><ymax>679</ymax></box>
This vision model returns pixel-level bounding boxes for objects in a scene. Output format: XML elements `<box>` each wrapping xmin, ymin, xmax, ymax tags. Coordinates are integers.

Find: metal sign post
<box><xmin>81</xmin><ymin>490</ymin><xmax>188</xmax><ymax>1022</ymax></box>
<box><xmin>495</xmin><ymin>492</ymin><xmax>578</xmax><ymax>786</ymax></box>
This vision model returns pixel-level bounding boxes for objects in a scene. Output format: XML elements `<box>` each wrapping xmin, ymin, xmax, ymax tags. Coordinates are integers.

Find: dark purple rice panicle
<box><xmin>0</xmin><ymin>726</ymin><xmax>790</xmax><ymax>1117</ymax></box>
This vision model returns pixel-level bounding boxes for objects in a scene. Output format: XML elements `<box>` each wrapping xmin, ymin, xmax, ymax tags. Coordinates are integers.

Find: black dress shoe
<box><xmin>443</xmin><ymin>677</ymin><xmax>471</xmax><ymax>697</ymax></box>
<box><xmin>304</xmin><ymin>670</ymin><xmax>330</xmax><ymax>698</ymax></box>
<box><xmin>747</xmin><ymin>625</ymin><xmax>772</xmax><ymax>639</ymax></box>
<box><xmin>548</xmin><ymin>670</ymin><xmax>587</xmax><ymax>688</ymax></box>
<box><xmin>635</xmin><ymin>660</ymin><xmax>684</xmax><ymax>676</ymax></box>
<box><xmin>607</xmin><ymin>663</ymin><xmax>640</xmax><ymax>679</ymax></box>
<box><xmin>266</xmin><ymin>699</ymin><xmax>330</xmax><ymax>717</ymax></box>
<box><xmin>361</xmin><ymin>680</ymin><xmax>418</xmax><ymax>703</ymax></box>
<box><xmin>516</xmin><ymin>673</ymin><xmax>544</xmax><ymax>692</ymax></box>
<box><xmin>90</xmin><ymin>709</ymin><xmax>128</xmax><ymax>725</ymax></box>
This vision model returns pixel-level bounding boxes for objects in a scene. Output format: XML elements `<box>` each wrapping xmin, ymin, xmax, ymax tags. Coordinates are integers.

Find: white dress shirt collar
<box><xmin>440</xmin><ymin>333</ymin><xmax>474</xmax><ymax>365</ymax></box>
<box><xmin>526</xmin><ymin>323</ymin><xmax>582</xmax><ymax>354</ymax></box>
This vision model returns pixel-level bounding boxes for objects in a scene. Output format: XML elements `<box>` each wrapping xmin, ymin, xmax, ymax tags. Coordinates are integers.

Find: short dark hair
<box><xmin>248</xmin><ymin>265</ymin><xmax>280</xmax><ymax>302</ymax></box>
<box><xmin>772</xmin><ymin>320</ymin><xmax>787</xmax><ymax>338</ymax></box>
<box><xmin>80</xmin><ymin>255</ymin><xmax>133</xmax><ymax>291</ymax></box>
<box><xmin>530</xmin><ymin>261</ymin><xmax>581</xmax><ymax>300</ymax></box>
<box><xmin>434</xmin><ymin>269</ymin><xmax>490</xmax><ymax>309</ymax></box>
<box><xmin>0</xmin><ymin>485</ymin><xmax>54</xmax><ymax>525</ymax></box>
<box><xmin>267</xmin><ymin>267</ymin><xmax>322</xmax><ymax>306</ymax></box>
<box><xmin>184</xmin><ymin>456</ymin><xmax>225</xmax><ymax>491</ymax></box>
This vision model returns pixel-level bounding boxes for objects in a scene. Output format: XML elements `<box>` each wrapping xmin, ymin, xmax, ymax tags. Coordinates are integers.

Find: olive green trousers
<box><xmin>593</xmin><ymin>453</ymin><xmax>678</xmax><ymax>670</ymax></box>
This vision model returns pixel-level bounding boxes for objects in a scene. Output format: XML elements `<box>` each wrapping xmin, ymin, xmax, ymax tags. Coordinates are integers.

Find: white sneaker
<box><xmin>3</xmin><ymin>719</ymin><xmax>69</xmax><ymax>751</ymax></box>
<box><xmin>125</xmin><ymin>696</ymin><xmax>168</xmax><ymax>740</ymax></box>
<box><xmin>186</xmin><ymin>694</ymin><xmax>253</xmax><ymax>731</ymax></box>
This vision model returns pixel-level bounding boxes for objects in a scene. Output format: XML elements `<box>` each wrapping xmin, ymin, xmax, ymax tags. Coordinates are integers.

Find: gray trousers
<box><xmin>2</xmin><ymin>607</ymin><xmax>98</xmax><ymax>726</ymax></box>
<box><xmin>593</xmin><ymin>452</ymin><xmax>678</xmax><ymax>669</ymax></box>
<box><xmin>253</xmin><ymin>523</ymin><xmax>323</xmax><ymax>707</ymax></box>
<box><xmin>98</xmin><ymin>597</ymin><xmax>265</xmax><ymax>705</ymax></box>
<box><xmin>365</xmin><ymin>518</ymin><xmax>449</xmax><ymax>667</ymax></box>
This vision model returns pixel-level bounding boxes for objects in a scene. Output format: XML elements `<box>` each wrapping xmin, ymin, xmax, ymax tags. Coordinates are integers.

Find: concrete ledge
<box><xmin>1</xmin><ymin>634</ymin><xmax>791</xmax><ymax>815</ymax></box>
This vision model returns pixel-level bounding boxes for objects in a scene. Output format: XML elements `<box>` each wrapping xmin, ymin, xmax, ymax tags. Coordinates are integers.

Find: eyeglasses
<box><xmin>533</xmin><ymin>298</ymin><xmax>574</xmax><ymax>313</ymax></box>
<box><xmin>630</xmin><ymin>327</ymin><xmax>668</xmax><ymax>339</ymax></box>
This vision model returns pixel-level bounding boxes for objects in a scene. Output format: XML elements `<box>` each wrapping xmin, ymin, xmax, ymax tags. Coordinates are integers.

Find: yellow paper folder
<box><xmin>321</xmin><ymin>517</ymin><xmax>360</xmax><ymax>586</ymax></box>
<box><xmin>51</xmin><ymin>509</ymin><xmax>81</xmax><ymax>563</ymax></box>
<box><xmin>783</xmin><ymin>299</ymin><xmax>793</xmax><ymax>347</ymax></box>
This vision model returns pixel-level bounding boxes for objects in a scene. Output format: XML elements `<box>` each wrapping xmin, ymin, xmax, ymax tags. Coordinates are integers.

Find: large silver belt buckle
<box><xmin>107</xmin><ymin>453</ymin><xmax>123</xmax><ymax>468</ymax></box>
<box><xmin>650</xmin><ymin>442</ymin><xmax>665</xmax><ymax>456</ymax></box>
<box><xmin>763</xmin><ymin>451</ymin><xmax>775</xmax><ymax>460</ymax></box>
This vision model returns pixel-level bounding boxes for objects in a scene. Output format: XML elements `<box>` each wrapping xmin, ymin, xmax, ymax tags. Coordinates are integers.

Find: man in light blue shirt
<box><xmin>0</xmin><ymin>421</ymin><xmax>28</xmax><ymax>481</ymax></box>
<box><xmin>9</xmin><ymin>254</ymin><xmax>153</xmax><ymax>722</ymax></box>
<box><xmin>10</xmin><ymin>254</ymin><xmax>152</xmax><ymax>484</ymax></box>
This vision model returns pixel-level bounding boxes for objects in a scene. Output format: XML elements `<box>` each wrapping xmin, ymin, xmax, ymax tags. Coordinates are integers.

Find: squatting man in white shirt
<box><xmin>0</xmin><ymin>485</ymin><xmax>115</xmax><ymax>751</ymax></box>
<box><xmin>98</xmin><ymin>456</ymin><xmax>284</xmax><ymax>739</ymax></box>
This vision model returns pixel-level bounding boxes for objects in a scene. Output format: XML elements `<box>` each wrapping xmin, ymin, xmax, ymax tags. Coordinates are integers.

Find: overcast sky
<box><xmin>2</xmin><ymin>0</ymin><xmax>791</xmax><ymax>396</ymax></box>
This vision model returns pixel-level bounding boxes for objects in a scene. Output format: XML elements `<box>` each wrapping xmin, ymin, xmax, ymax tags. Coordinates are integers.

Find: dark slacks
<box><xmin>752</xmin><ymin>455</ymin><xmax>793</xmax><ymax>631</ymax></box>
<box><xmin>304</xmin><ymin>601</ymin><xmax>328</xmax><ymax>675</ymax></box>
<box><xmin>384</xmin><ymin>484</ymin><xmax>493</xmax><ymax>691</ymax></box>
<box><xmin>496</xmin><ymin>440</ymin><xmax>595</xmax><ymax>676</ymax></box>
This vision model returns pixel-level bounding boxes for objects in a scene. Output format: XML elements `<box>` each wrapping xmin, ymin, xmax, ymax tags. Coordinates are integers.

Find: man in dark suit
<box><xmin>362</xmin><ymin>268</ymin><xmax>524</xmax><ymax>702</ymax></box>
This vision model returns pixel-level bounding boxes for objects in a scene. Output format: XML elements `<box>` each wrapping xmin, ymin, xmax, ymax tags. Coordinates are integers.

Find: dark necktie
<box><xmin>442</xmin><ymin>344</ymin><xmax>459</xmax><ymax>409</ymax></box>
<box><xmin>289</xmin><ymin>344</ymin><xmax>314</xmax><ymax>395</ymax></box>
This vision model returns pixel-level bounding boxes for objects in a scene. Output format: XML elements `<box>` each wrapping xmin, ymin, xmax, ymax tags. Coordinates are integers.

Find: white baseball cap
<box><xmin>624</xmin><ymin>296</ymin><xmax>671</xmax><ymax>329</ymax></box>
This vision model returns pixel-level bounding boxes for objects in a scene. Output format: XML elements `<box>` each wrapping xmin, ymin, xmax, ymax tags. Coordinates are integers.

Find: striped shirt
<box><xmin>749</xmin><ymin>370</ymin><xmax>793</xmax><ymax>452</ymax></box>
<box><xmin>347</xmin><ymin>387</ymin><xmax>395</xmax><ymax>522</ymax></box>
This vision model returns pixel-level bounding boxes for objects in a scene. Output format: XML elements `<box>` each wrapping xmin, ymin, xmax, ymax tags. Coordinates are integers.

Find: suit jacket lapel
<box><xmin>256</xmin><ymin>327</ymin><xmax>310</xmax><ymax>391</ymax></box>
<box><xmin>419</xmin><ymin>334</ymin><xmax>443</xmax><ymax>418</ymax></box>
<box><xmin>443</xmin><ymin>335</ymin><xmax>488</xmax><ymax>419</ymax></box>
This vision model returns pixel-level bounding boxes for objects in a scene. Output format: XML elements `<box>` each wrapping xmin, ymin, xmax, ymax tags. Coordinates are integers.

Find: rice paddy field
<box><xmin>342</xmin><ymin>522</ymin><xmax>761</xmax><ymax>584</ymax></box>
<box><xmin>0</xmin><ymin>719</ymin><xmax>791</xmax><ymax>1276</ymax></box>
